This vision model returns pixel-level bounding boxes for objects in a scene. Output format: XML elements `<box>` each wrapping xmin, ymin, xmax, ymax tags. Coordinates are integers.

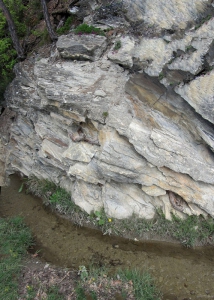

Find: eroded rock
<box><xmin>2</xmin><ymin>0</ymin><xmax>214</xmax><ymax>221</ymax></box>
<box><xmin>56</xmin><ymin>33</ymin><xmax>107</xmax><ymax>61</ymax></box>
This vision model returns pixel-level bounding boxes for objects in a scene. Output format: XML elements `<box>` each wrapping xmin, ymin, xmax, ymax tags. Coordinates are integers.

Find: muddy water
<box><xmin>0</xmin><ymin>175</ymin><xmax>214</xmax><ymax>300</ymax></box>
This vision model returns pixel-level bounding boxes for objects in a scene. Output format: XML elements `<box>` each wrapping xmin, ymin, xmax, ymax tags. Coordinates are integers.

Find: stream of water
<box><xmin>0</xmin><ymin>175</ymin><xmax>214</xmax><ymax>300</ymax></box>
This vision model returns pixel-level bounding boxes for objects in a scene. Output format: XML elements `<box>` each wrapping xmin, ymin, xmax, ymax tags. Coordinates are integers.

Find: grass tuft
<box><xmin>117</xmin><ymin>268</ymin><xmax>162</xmax><ymax>300</ymax></box>
<box><xmin>74</xmin><ymin>23</ymin><xmax>105</xmax><ymax>36</ymax></box>
<box><xmin>114</xmin><ymin>40</ymin><xmax>122</xmax><ymax>50</ymax></box>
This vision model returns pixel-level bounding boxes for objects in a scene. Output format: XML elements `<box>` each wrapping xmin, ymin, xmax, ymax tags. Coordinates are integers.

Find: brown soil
<box><xmin>18</xmin><ymin>257</ymin><xmax>134</xmax><ymax>300</ymax></box>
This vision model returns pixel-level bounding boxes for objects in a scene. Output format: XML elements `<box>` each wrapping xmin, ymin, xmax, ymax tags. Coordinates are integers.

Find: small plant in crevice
<box><xmin>114</xmin><ymin>40</ymin><xmax>122</xmax><ymax>51</ymax></box>
<box><xmin>195</xmin><ymin>14</ymin><xmax>212</xmax><ymax>30</ymax></box>
<box><xmin>102</xmin><ymin>111</ymin><xmax>108</xmax><ymax>118</ymax></box>
<box><xmin>158</xmin><ymin>72</ymin><xmax>164</xmax><ymax>80</ymax></box>
<box><xmin>90</xmin><ymin>209</ymin><xmax>114</xmax><ymax>235</ymax></box>
<box><xmin>94</xmin><ymin>210</ymin><xmax>106</xmax><ymax>226</ymax></box>
<box><xmin>74</xmin><ymin>23</ymin><xmax>105</xmax><ymax>36</ymax></box>
<box><xmin>185</xmin><ymin>45</ymin><xmax>196</xmax><ymax>53</ymax></box>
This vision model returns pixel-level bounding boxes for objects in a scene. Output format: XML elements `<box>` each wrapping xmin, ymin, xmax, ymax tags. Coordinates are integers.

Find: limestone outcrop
<box><xmin>1</xmin><ymin>0</ymin><xmax>214</xmax><ymax>220</ymax></box>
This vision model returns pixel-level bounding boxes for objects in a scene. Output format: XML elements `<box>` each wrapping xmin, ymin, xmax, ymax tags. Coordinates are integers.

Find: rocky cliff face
<box><xmin>1</xmin><ymin>0</ymin><xmax>214</xmax><ymax>220</ymax></box>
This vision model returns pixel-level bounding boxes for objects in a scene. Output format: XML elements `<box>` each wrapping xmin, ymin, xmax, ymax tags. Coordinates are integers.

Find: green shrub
<box><xmin>56</xmin><ymin>16</ymin><xmax>75</xmax><ymax>35</ymax></box>
<box><xmin>114</xmin><ymin>40</ymin><xmax>121</xmax><ymax>50</ymax></box>
<box><xmin>0</xmin><ymin>0</ymin><xmax>27</xmax><ymax>98</ymax></box>
<box><xmin>74</xmin><ymin>23</ymin><xmax>105</xmax><ymax>36</ymax></box>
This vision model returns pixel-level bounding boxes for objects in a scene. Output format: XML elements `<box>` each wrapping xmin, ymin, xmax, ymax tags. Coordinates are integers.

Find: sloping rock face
<box><xmin>2</xmin><ymin>0</ymin><xmax>214</xmax><ymax>220</ymax></box>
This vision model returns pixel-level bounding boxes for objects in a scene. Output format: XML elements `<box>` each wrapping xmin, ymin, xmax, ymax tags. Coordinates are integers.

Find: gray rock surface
<box><xmin>56</xmin><ymin>33</ymin><xmax>107</xmax><ymax>61</ymax></box>
<box><xmin>2</xmin><ymin>0</ymin><xmax>214</xmax><ymax>220</ymax></box>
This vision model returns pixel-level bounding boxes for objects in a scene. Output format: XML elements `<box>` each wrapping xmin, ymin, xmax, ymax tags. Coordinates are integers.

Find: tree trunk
<box><xmin>41</xmin><ymin>0</ymin><xmax>58</xmax><ymax>41</ymax></box>
<box><xmin>0</xmin><ymin>0</ymin><xmax>25</xmax><ymax>59</ymax></box>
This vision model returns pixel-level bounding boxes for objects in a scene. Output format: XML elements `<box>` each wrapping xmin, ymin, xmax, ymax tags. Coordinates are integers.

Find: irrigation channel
<box><xmin>0</xmin><ymin>175</ymin><xmax>214</xmax><ymax>300</ymax></box>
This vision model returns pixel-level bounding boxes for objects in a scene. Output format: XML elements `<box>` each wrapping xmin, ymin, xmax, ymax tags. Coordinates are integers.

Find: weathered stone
<box><xmin>72</xmin><ymin>180</ymin><xmax>103</xmax><ymax>213</ymax></box>
<box><xmin>103</xmin><ymin>182</ymin><xmax>155</xmax><ymax>219</ymax></box>
<box><xmin>175</xmin><ymin>71</ymin><xmax>214</xmax><ymax>124</ymax></box>
<box><xmin>2</xmin><ymin>5</ymin><xmax>214</xmax><ymax>221</ymax></box>
<box><xmin>124</xmin><ymin>0</ymin><xmax>209</xmax><ymax>30</ymax></box>
<box><xmin>94</xmin><ymin>89</ymin><xmax>106</xmax><ymax>97</ymax></box>
<box><xmin>142</xmin><ymin>185</ymin><xmax>166</xmax><ymax>197</ymax></box>
<box><xmin>68</xmin><ymin>160</ymin><xmax>104</xmax><ymax>185</ymax></box>
<box><xmin>107</xmin><ymin>36</ymin><xmax>135</xmax><ymax>68</ymax></box>
<box><xmin>63</xmin><ymin>141</ymin><xmax>99</xmax><ymax>163</ymax></box>
<box><xmin>56</xmin><ymin>33</ymin><xmax>107</xmax><ymax>61</ymax></box>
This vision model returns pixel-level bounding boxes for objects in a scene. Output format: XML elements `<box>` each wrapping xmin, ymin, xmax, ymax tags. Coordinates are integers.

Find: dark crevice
<box><xmin>0</xmin><ymin>106</ymin><xmax>5</xmax><ymax>116</ymax></box>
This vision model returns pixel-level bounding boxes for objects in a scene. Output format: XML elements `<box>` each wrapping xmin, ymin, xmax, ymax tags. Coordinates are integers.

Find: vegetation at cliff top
<box><xmin>74</xmin><ymin>23</ymin><xmax>105</xmax><ymax>36</ymax></box>
<box><xmin>0</xmin><ymin>0</ymin><xmax>27</xmax><ymax>98</ymax></box>
<box><xmin>24</xmin><ymin>176</ymin><xmax>214</xmax><ymax>248</ymax></box>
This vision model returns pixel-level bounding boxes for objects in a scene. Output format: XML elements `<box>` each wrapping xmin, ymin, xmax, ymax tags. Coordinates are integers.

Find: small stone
<box><xmin>94</xmin><ymin>89</ymin><xmax>106</xmax><ymax>97</ymax></box>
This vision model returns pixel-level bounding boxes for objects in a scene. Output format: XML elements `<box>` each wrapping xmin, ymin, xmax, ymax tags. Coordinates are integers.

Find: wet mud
<box><xmin>0</xmin><ymin>175</ymin><xmax>214</xmax><ymax>300</ymax></box>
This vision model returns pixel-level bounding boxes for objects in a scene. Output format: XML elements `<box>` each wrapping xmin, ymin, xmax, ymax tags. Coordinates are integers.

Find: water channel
<box><xmin>0</xmin><ymin>175</ymin><xmax>214</xmax><ymax>300</ymax></box>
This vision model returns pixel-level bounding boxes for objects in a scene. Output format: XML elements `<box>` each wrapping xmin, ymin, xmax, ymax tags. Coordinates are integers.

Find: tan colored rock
<box><xmin>107</xmin><ymin>36</ymin><xmax>135</xmax><ymax>68</ymax></box>
<box><xmin>63</xmin><ymin>142</ymin><xmax>99</xmax><ymax>163</ymax></box>
<box><xmin>103</xmin><ymin>182</ymin><xmax>155</xmax><ymax>219</ymax></box>
<box><xmin>72</xmin><ymin>180</ymin><xmax>103</xmax><ymax>214</ymax></box>
<box><xmin>142</xmin><ymin>185</ymin><xmax>166</xmax><ymax>197</ymax></box>
<box><xmin>68</xmin><ymin>161</ymin><xmax>104</xmax><ymax>185</ymax></box>
<box><xmin>176</xmin><ymin>70</ymin><xmax>214</xmax><ymax>124</ymax></box>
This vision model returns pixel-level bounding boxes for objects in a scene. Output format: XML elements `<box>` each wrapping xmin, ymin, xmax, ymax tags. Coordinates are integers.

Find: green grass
<box><xmin>76</xmin><ymin>264</ymin><xmax>162</xmax><ymax>300</ymax></box>
<box><xmin>118</xmin><ymin>209</ymin><xmax>214</xmax><ymax>247</ymax></box>
<box><xmin>74</xmin><ymin>23</ymin><xmax>105</xmax><ymax>36</ymax></box>
<box><xmin>76</xmin><ymin>285</ymin><xmax>88</xmax><ymax>300</ymax></box>
<box><xmin>25</xmin><ymin>176</ymin><xmax>87</xmax><ymax>224</ymax></box>
<box><xmin>49</xmin><ymin>187</ymin><xmax>77</xmax><ymax>214</ymax></box>
<box><xmin>117</xmin><ymin>268</ymin><xmax>162</xmax><ymax>300</ymax></box>
<box><xmin>46</xmin><ymin>286</ymin><xmax>64</xmax><ymax>300</ymax></box>
<box><xmin>25</xmin><ymin>177</ymin><xmax>214</xmax><ymax>247</ymax></box>
<box><xmin>0</xmin><ymin>217</ymin><xmax>33</xmax><ymax>300</ymax></box>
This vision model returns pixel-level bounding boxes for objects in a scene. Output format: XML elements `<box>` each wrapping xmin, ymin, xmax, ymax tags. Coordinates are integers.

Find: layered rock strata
<box><xmin>1</xmin><ymin>0</ymin><xmax>214</xmax><ymax>220</ymax></box>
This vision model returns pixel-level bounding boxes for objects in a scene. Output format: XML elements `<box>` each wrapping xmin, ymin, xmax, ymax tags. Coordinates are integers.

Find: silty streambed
<box><xmin>0</xmin><ymin>175</ymin><xmax>214</xmax><ymax>300</ymax></box>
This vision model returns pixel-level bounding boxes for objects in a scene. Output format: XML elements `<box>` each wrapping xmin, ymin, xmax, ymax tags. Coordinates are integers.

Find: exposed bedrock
<box><xmin>1</xmin><ymin>0</ymin><xmax>214</xmax><ymax>220</ymax></box>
